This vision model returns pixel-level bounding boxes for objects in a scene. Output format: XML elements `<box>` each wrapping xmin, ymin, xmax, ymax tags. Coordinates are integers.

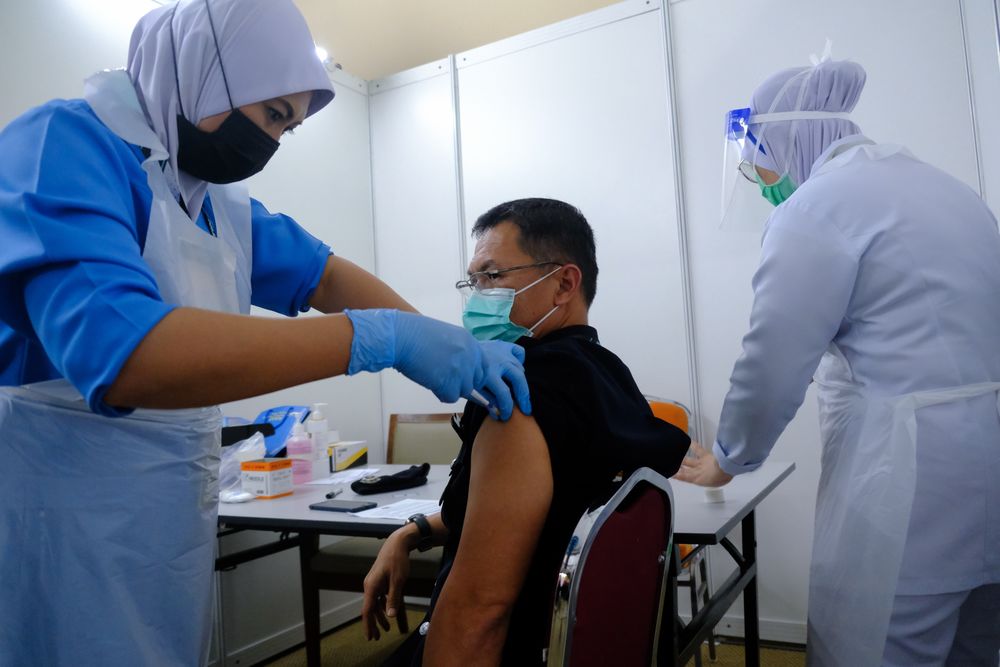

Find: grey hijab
<box><xmin>127</xmin><ymin>0</ymin><xmax>335</xmax><ymax>217</ymax></box>
<box><xmin>744</xmin><ymin>59</ymin><xmax>866</xmax><ymax>186</ymax></box>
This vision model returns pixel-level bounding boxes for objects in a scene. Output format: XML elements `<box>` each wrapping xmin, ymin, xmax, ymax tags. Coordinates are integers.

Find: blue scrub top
<box><xmin>0</xmin><ymin>99</ymin><xmax>331</xmax><ymax>416</ymax></box>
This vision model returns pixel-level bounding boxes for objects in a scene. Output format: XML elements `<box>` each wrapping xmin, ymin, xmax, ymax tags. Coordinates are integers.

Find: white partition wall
<box><xmin>368</xmin><ymin>59</ymin><xmax>467</xmax><ymax>434</ymax></box>
<box><xmin>0</xmin><ymin>0</ymin><xmax>159</xmax><ymax>128</ymax></box>
<box><xmin>457</xmin><ymin>0</ymin><xmax>694</xmax><ymax>408</ymax></box>
<box><xmin>226</xmin><ymin>68</ymin><xmax>382</xmax><ymax>458</ymax></box>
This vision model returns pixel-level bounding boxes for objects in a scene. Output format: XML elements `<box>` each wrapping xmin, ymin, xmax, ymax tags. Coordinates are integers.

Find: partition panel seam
<box><xmin>365</xmin><ymin>85</ymin><xmax>388</xmax><ymax>462</ymax></box>
<box><xmin>959</xmin><ymin>0</ymin><xmax>988</xmax><ymax>200</ymax></box>
<box><xmin>449</xmin><ymin>55</ymin><xmax>470</xmax><ymax>295</ymax></box>
<box><xmin>659</xmin><ymin>3</ymin><xmax>703</xmax><ymax>443</ymax></box>
<box><xmin>994</xmin><ymin>0</ymin><xmax>1000</xmax><ymax>73</ymax></box>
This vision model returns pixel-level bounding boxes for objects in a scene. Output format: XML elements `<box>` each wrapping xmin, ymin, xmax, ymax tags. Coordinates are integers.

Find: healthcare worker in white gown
<box><xmin>0</xmin><ymin>1</ymin><xmax>529</xmax><ymax>665</ymax></box>
<box><xmin>677</xmin><ymin>59</ymin><xmax>1000</xmax><ymax>666</ymax></box>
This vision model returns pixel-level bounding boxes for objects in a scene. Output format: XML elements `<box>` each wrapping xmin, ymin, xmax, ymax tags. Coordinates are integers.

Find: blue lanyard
<box><xmin>152</xmin><ymin>155</ymin><xmax>218</xmax><ymax>238</ymax></box>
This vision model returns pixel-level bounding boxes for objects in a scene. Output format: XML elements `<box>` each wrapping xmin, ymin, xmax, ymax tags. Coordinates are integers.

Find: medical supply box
<box><xmin>240</xmin><ymin>458</ymin><xmax>293</xmax><ymax>499</ymax></box>
<box><xmin>328</xmin><ymin>440</ymin><xmax>368</xmax><ymax>472</ymax></box>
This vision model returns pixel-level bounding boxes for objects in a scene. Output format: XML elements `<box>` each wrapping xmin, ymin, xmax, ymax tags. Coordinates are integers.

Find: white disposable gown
<box><xmin>713</xmin><ymin>136</ymin><xmax>1000</xmax><ymax>665</ymax></box>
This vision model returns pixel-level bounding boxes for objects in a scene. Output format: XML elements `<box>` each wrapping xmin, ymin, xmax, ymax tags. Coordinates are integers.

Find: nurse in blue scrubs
<box><xmin>0</xmin><ymin>1</ymin><xmax>528</xmax><ymax>665</ymax></box>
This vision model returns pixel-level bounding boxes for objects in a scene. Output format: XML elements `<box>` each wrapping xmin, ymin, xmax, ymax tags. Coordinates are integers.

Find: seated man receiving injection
<box><xmin>363</xmin><ymin>198</ymin><xmax>690</xmax><ymax>666</ymax></box>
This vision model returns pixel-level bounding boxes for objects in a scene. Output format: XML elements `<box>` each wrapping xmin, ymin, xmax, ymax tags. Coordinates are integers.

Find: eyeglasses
<box><xmin>738</xmin><ymin>160</ymin><xmax>759</xmax><ymax>183</ymax></box>
<box><xmin>455</xmin><ymin>261</ymin><xmax>563</xmax><ymax>296</ymax></box>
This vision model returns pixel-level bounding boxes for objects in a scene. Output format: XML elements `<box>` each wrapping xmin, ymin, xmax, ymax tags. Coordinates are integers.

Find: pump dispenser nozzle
<box><xmin>307</xmin><ymin>403</ymin><xmax>329</xmax><ymax>434</ymax></box>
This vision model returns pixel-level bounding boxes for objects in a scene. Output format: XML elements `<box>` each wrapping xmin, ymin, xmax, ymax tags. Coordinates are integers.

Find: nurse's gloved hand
<box><xmin>344</xmin><ymin>310</ymin><xmax>530</xmax><ymax>418</ymax></box>
<box><xmin>474</xmin><ymin>340</ymin><xmax>531</xmax><ymax>420</ymax></box>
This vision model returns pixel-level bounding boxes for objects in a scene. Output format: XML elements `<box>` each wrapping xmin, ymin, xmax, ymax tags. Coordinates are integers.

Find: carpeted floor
<box><xmin>681</xmin><ymin>640</ymin><xmax>806</xmax><ymax>667</ymax></box>
<box><xmin>258</xmin><ymin>614</ymin><xmax>807</xmax><ymax>667</ymax></box>
<box><xmin>258</xmin><ymin>609</ymin><xmax>423</xmax><ymax>667</ymax></box>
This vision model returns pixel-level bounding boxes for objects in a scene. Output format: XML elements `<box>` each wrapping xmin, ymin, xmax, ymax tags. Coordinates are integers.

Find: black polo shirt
<box><xmin>387</xmin><ymin>325</ymin><xmax>690</xmax><ymax>666</ymax></box>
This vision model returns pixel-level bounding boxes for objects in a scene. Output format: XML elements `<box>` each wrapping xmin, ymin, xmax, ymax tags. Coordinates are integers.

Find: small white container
<box><xmin>704</xmin><ymin>487</ymin><xmax>726</xmax><ymax>504</ymax></box>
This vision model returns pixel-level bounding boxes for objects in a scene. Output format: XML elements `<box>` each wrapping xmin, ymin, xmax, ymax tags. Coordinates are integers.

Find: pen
<box><xmin>325</xmin><ymin>488</ymin><xmax>342</xmax><ymax>499</ymax></box>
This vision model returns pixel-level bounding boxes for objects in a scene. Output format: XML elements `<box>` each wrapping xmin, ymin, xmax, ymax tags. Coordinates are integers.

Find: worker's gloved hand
<box><xmin>344</xmin><ymin>309</ymin><xmax>530</xmax><ymax>419</ymax></box>
<box><xmin>475</xmin><ymin>340</ymin><xmax>531</xmax><ymax>419</ymax></box>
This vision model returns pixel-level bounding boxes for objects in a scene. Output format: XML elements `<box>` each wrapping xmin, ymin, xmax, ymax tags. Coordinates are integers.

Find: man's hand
<box><xmin>362</xmin><ymin>529</ymin><xmax>413</xmax><ymax>641</ymax></box>
<box><xmin>673</xmin><ymin>442</ymin><xmax>733</xmax><ymax>487</ymax></box>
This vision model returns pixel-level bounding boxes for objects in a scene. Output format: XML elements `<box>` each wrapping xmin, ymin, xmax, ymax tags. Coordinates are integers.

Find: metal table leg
<box><xmin>741</xmin><ymin>511</ymin><xmax>759</xmax><ymax>667</ymax></box>
<box><xmin>299</xmin><ymin>532</ymin><xmax>322</xmax><ymax>667</ymax></box>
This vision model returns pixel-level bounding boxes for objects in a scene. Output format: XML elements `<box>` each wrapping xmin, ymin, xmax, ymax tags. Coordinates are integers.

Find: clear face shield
<box><xmin>721</xmin><ymin>68</ymin><xmax>853</xmax><ymax>232</ymax></box>
<box><xmin>721</xmin><ymin>107</ymin><xmax>778</xmax><ymax>232</ymax></box>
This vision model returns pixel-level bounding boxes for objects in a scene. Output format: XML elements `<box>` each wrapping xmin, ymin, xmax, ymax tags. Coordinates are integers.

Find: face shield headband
<box><xmin>721</xmin><ymin>68</ymin><xmax>853</xmax><ymax>231</ymax></box>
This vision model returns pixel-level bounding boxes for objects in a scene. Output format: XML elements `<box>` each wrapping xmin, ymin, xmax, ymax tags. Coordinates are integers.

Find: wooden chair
<box><xmin>385</xmin><ymin>413</ymin><xmax>462</xmax><ymax>466</ymax></box>
<box><xmin>301</xmin><ymin>414</ymin><xmax>461</xmax><ymax>660</ymax></box>
<box><xmin>644</xmin><ymin>395</ymin><xmax>716</xmax><ymax>666</ymax></box>
<box><xmin>548</xmin><ymin>468</ymin><xmax>674</xmax><ymax>666</ymax></box>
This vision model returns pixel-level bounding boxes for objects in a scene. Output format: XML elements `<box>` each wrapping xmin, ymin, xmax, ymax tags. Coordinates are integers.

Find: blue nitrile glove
<box><xmin>344</xmin><ymin>310</ymin><xmax>531</xmax><ymax>419</ymax></box>
<box><xmin>474</xmin><ymin>340</ymin><xmax>532</xmax><ymax>419</ymax></box>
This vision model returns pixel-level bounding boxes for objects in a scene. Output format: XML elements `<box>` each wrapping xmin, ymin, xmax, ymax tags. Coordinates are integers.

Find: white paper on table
<box><xmin>355</xmin><ymin>498</ymin><xmax>441</xmax><ymax>520</ymax></box>
<box><xmin>305</xmin><ymin>467</ymin><xmax>380</xmax><ymax>485</ymax></box>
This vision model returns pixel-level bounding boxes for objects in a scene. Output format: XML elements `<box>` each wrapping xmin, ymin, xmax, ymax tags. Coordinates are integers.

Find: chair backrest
<box><xmin>548</xmin><ymin>468</ymin><xmax>674</xmax><ymax>667</ymax></box>
<box><xmin>644</xmin><ymin>395</ymin><xmax>692</xmax><ymax>434</ymax></box>
<box><xmin>386</xmin><ymin>413</ymin><xmax>462</xmax><ymax>465</ymax></box>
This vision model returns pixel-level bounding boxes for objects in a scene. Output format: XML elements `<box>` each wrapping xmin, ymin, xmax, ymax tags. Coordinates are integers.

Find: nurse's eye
<box><xmin>267</xmin><ymin>107</ymin><xmax>285</xmax><ymax>123</ymax></box>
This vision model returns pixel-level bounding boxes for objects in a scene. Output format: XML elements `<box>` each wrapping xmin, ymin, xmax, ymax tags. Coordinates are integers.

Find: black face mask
<box><xmin>175</xmin><ymin>109</ymin><xmax>279</xmax><ymax>184</ymax></box>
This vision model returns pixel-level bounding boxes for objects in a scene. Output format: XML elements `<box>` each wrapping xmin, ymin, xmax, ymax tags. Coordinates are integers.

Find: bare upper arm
<box><xmin>439</xmin><ymin>409</ymin><xmax>554</xmax><ymax>611</ymax></box>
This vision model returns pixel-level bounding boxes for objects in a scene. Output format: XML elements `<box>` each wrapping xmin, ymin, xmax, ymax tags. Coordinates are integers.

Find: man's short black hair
<box><xmin>471</xmin><ymin>198</ymin><xmax>598</xmax><ymax>306</ymax></box>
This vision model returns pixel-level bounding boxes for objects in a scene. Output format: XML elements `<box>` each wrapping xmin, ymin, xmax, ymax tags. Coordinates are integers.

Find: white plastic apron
<box><xmin>0</xmin><ymin>70</ymin><xmax>252</xmax><ymax>666</ymax></box>
<box><xmin>808</xmin><ymin>345</ymin><xmax>1000</xmax><ymax>666</ymax></box>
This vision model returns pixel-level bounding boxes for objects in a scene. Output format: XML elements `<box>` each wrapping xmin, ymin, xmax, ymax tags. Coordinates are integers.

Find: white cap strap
<box><xmin>749</xmin><ymin>110</ymin><xmax>852</xmax><ymax>124</ymax></box>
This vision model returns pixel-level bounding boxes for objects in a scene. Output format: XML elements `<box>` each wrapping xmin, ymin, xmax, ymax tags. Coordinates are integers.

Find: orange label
<box><xmin>241</xmin><ymin>458</ymin><xmax>292</xmax><ymax>472</ymax></box>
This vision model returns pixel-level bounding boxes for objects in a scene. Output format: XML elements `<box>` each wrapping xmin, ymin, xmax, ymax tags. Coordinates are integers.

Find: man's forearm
<box><xmin>423</xmin><ymin>597</ymin><xmax>509</xmax><ymax>667</ymax></box>
<box><xmin>105</xmin><ymin>307</ymin><xmax>354</xmax><ymax>409</ymax></box>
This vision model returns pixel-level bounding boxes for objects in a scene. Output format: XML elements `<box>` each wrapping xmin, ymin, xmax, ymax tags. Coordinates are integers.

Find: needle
<box><xmin>470</xmin><ymin>389</ymin><xmax>501</xmax><ymax>419</ymax></box>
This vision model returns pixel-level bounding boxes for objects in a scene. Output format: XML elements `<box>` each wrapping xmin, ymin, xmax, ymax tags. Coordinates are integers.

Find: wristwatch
<box><xmin>405</xmin><ymin>513</ymin><xmax>434</xmax><ymax>552</ymax></box>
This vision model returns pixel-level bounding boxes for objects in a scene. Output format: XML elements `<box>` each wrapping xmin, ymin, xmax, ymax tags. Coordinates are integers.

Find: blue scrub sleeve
<box><xmin>714</xmin><ymin>202</ymin><xmax>859</xmax><ymax>476</ymax></box>
<box><xmin>248</xmin><ymin>198</ymin><xmax>331</xmax><ymax>316</ymax></box>
<box><xmin>0</xmin><ymin>101</ymin><xmax>174</xmax><ymax>416</ymax></box>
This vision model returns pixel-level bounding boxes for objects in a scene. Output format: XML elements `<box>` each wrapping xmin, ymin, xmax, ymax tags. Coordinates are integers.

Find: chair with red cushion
<box><xmin>548</xmin><ymin>467</ymin><xmax>674</xmax><ymax>666</ymax></box>
<box><xmin>643</xmin><ymin>396</ymin><xmax>717</xmax><ymax>666</ymax></box>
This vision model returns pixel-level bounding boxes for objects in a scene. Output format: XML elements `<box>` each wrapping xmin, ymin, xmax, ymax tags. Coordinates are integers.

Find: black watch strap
<box><xmin>406</xmin><ymin>513</ymin><xmax>434</xmax><ymax>552</ymax></box>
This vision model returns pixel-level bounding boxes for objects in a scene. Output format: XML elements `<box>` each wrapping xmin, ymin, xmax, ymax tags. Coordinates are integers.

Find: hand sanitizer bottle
<box><xmin>307</xmin><ymin>403</ymin><xmax>331</xmax><ymax>480</ymax></box>
<box><xmin>285</xmin><ymin>414</ymin><xmax>313</xmax><ymax>485</ymax></box>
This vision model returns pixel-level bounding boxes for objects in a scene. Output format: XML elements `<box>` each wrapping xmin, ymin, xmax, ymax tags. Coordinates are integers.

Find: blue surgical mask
<box><xmin>462</xmin><ymin>267</ymin><xmax>562</xmax><ymax>342</ymax></box>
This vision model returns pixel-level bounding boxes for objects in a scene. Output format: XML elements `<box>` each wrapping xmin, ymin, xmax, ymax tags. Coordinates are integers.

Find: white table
<box><xmin>217</xmin><ymin>461</ymin><xmax>795</xmax><ymax>667</ymax></box>
<box><xmin>218</xmin><ymin>464</ymin><xmax>448</xmax><ymax>667</ymax></box>
<box><xmin>219</xmin><ymin>464</ymin><xmax>450</xmax><ymax>537</ymax></box>
<box><xmin>664</xmin><ymin>460</ymin><xmax>796</xmax><ymax>667</ymax></box>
